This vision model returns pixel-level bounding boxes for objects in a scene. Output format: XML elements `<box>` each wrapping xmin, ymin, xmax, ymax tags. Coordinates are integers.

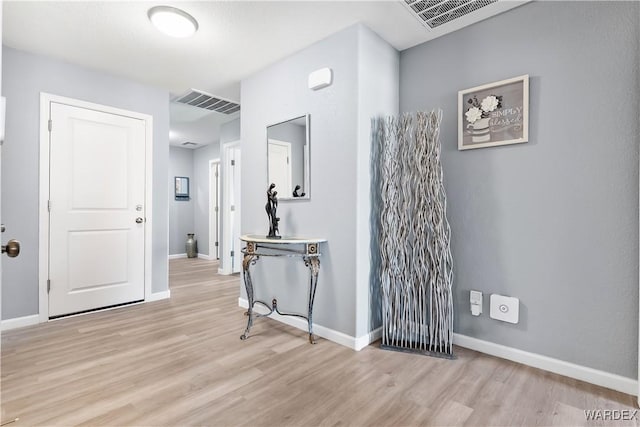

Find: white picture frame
<box><xmin>458</xmin><ymin>74</ymin><xmax>529</xmax><ymax>150</ymax></box>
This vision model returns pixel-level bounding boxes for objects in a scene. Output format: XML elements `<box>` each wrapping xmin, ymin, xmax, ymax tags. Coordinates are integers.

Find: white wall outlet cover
<box><xmin>470</xmin><ymin>290</ymin><xmax>482</xmax><ymax>304</ymax></box>
<box><xmin>490</xmin><ymin>294</ymin><xmax>519</xmax><ymax>324</ymax></box>
<box><xmin>308</xmin><ymin>68</ymin><xmax>333</xmax><ymax>91</ymax></box>
<box><xmin>470</xmin><ymin>290</ymin><xmax>482</xmax><ymax>316</ymax></box>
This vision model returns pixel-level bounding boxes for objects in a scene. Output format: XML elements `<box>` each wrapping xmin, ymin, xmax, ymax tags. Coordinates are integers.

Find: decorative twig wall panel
<box><xmin>373</xmin><ymin>110</ymin><xmax>454</xmax><ymax>358</ymax></box>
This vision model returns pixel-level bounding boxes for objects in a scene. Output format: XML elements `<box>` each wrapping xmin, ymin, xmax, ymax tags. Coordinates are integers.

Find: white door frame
<box><xmin>38</xmin><ymin>93</ymin><xmax>153</xmax><ymax>322</ymax></box>
<box><xmin>220</xmin><ymin>140</ymin><xmax>240</xmax><ymax>275</ymax></box>
<box><xmin>209</xmin><ymin>158</ymin><xmax>221</xmax><ymax>260</ymax></box>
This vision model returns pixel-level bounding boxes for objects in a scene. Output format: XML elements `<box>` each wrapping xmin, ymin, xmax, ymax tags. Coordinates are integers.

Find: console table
<box><xmin>239</xmin><ymin>234</ymin><xmax>327</xmax><ymax>344</ymax></box>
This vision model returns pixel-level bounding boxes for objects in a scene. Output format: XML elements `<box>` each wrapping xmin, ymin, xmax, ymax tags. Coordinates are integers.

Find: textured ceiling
<box><xmin>3</xmin><ymin>1</ymin><xmax>526</xmax><ymax>147</ymax></box>
<box><xmin>3</xmin><ymin>1</ymin><xmax>431</xmax><ymax>100</ymax></box>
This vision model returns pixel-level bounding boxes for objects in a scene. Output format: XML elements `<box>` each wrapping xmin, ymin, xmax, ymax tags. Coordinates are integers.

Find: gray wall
<box><xmin>0</xmin><ymin>6</ymin><xmax>3</xmax><ymax>325</ymax></box>
<box><xmin>169</xmin><ymin>146</ymin><xmax>195</xmax><ymax>255</ymax></box>
<box><xmin>400</xmin><ymin>1</ymin><xmax>639</xmax><ymax>378</ymax></box>
<box><xmin>1</xmin><ymin>46</ymin><xmax>170</xmax><ymax>319</ymax></box>
<box><xmin>193</xmin><ymin>142</ymin><xmax>221</xmax><ymax>258</ymax></box>
<box><xmin>356</xmin><ymin>25</ymin><xmax>400</xmax><ymax>336</ymax></box>
<box><xmin>220</xmin><ymin>118</ymin><xmax>241</xmax><ymax>145</ymax></box>
<box><xmin>241</xmin><ymin>25</ymin><xmax>398</xmax><ymax>338</ymax></box>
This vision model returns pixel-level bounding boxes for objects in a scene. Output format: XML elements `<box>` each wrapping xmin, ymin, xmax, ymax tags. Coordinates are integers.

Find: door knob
<box><xmin>135</xmin><ymin>217</ymin><xmax>144</xmax><ymax>224</ymax></box>
<box><xmin>1</xmin><ymin>224</ymin><xmax>5</xmax><ymax>233</ymax></box>
<box><xmin>2</xmin><ymin>239</ymin><xmax>20</xmax><ymax>257</ymax></box>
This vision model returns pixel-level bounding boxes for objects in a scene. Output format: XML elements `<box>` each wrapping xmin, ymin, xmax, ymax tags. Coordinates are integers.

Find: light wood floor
<box><xmin>1</xmin><ymin>258</ymin><xmax>638</xmax><ymax>426</ymax></box>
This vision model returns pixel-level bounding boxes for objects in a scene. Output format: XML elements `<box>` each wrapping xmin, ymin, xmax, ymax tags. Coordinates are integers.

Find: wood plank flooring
<box><xmin>1</xmin><ymin>258</ymin><xmax>638</xmax><ymax>426</ymax></box>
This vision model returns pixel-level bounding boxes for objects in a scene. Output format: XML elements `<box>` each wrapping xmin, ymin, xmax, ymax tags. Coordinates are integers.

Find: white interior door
<box><xmin>268</xmin><ymin>139</ymin><xmax>292</xmax><ymax>197</ymax></box>
<box><xmin>48</xmin><ymin>102</ymin><xmax>146</xmax><ymax>317</ymax></box>
<box><xmin>230</xmin><ymin>147</ymin><xmax>242</xmax><ymax>273</ymax></box>
<box><xmin>210</xmin><ymin>160</ymin><xmax>220</xmax><ymax>260</ymax></box>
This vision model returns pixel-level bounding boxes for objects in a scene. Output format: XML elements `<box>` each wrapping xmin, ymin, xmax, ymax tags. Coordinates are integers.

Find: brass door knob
<box><xmin>2</xmin><ymin>239</ymin><xmax>20</xmax><ymax>258</ymax></box>
<box><xmin>135</xmin><ymin>217</ymin><xmax>144</xmax><ymax>224</ymax></box>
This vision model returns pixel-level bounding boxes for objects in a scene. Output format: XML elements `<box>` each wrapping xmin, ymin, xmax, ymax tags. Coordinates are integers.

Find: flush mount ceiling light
<box><xmin>148</xmin><ymin>6</ymin><xmax>198</xmax><ymax>38</ymax></box>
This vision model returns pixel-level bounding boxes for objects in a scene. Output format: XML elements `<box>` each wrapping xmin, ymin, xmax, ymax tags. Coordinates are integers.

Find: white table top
<box><xmin>241</xmin><ymin>234</ymin><xmax>327</xmax><ymax>244</ymax></box>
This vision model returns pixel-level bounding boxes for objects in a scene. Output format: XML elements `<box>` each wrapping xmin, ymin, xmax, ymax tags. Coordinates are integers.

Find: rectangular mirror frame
<box><xmin>266</xmin><ymin>114</ymin><xmax>310</xmax><ymax>201</ymax></box>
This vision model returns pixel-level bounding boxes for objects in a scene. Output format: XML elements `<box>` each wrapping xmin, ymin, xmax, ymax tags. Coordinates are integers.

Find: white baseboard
<box><xmin>168</xmin><ymin>253</ymin><xmax>187</xmax><ymax>260</ymax></box>
<box><xmin>197</xmin><ymin>253</ymin><xmax>214</xmax><ymax>261</ymax></box>
<box><xmin>1</xmin><ymin>314</ymin><xmax>40</xmax><ymax>331</ymax></box>
<box><xmin>453</xmin><ymin>333</ymin><xmax>637</xmax><ymax>396</ymax></box>
<box><xmin>219</xmin><ymin>267</ymin><xmax>234</xmax><ymax>275</ymax></box>
<box><xmin>355</xmin><ymin>327</ymin><xmax>382</xmax><ymax>351</ymax></box>
<box><xmin>147</xmin><ymin>290</ymin><xmax>171</xmax><ymax>302</ymax></box>
<box><xmin>238</xmin><ymin>298</ymin><xmax>378</xmax><ymax>351</ymax></box>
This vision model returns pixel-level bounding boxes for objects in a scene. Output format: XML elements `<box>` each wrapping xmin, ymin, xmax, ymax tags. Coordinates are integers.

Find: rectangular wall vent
<box><xmin>174</xmin><ymin>89</ymin><xmax>240</xmax><ymax>115</ymax></box>
<box><xmin>404</xmin><ymin>0</ymin><xmax>498</xmax><ymax>28</ymax></box>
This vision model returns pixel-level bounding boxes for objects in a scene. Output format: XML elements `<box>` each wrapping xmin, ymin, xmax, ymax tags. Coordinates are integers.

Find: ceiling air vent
<box><xmin>174</xmin><ymin>89</ymin><xmax>240</xmax><ymax>115</ymax></box>
<box><xmin>181</xmin><ymin>141</ymin><xmax>198</xmax><ymax>147</ymax></box>
<box><xmin>404</xmin><ymin>0</ymin><xmax>498</xmax><ymax>29</ymax></box>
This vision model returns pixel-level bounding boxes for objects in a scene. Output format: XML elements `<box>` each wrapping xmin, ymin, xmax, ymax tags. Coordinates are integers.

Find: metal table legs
<box><xmin>304</xmin><ymin>256</ymin><xmax>320</xmax><ymax>343</ymax></box>
<box><xmin>240</xmin><ymin>254</ymin><xmax>258</xmax><ymax>341</ymax></box>
<box><xmin>240</xmin><ymin>253</ymin><xmax>320</xmax><ymax>344</ymax></box>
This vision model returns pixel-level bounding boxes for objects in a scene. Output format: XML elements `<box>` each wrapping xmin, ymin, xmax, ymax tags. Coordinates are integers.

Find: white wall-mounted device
<box><xmin>490</xmin><ymin>294</ymin><xmax>519</xmax><ymax>324</ymax></box>
<box><xmin>308</xmin><ymin>68</ymin><xmax>333</xmax><ymax>91</ymax></box>
<box><xmin>470</xmin><ymin>290</ymin><xmax>482</xmax><ymax>316</ymax></box>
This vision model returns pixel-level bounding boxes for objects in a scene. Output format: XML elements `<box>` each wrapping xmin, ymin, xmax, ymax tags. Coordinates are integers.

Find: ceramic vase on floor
<box><xmin>186</xmin><ymin>233</ymin><xmax>197</xmax><ymax>258</ymax></box>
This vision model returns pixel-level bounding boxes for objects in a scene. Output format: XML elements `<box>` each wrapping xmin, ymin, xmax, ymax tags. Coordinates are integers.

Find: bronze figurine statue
<box><xmin>293</xmin><ymin>185</ymin><xmax>306</xmax><ymax>198</ymax></box>
<box><xmin>266</xmin><ymin>183</ymin><xmax>281</xmax><ymax>239</ymax></box>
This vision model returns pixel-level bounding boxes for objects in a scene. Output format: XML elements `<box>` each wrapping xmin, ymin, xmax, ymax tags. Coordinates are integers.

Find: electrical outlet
<box><xmin>470</xmin><ymin>290</ymin><xmax>482</xmax><ymax>316</ymax></box>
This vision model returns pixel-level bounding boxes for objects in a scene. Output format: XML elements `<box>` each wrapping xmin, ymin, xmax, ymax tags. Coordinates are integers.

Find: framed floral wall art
<box><xmin>458</xmin><ymin>75</ymin><xmax>529</xmax><ymax>150</ymax></box>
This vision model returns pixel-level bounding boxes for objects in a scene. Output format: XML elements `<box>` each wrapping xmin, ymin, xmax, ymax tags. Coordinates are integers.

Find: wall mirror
<box><xmin>267</xmin><ymin>114</ymin><xmax>310</xmax><ymax>200</ymax></box>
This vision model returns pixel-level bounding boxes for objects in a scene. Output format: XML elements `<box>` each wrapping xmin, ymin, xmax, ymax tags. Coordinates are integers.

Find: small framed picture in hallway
<box><xmin>175</xmin><ymin>176</ymin><xmax>190</xmax><ymax>200</ymax></box>
<box><xmin>458</xmin><ymin>75</ymin><xmax>529</xmax><ymax>150</ymax></box>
